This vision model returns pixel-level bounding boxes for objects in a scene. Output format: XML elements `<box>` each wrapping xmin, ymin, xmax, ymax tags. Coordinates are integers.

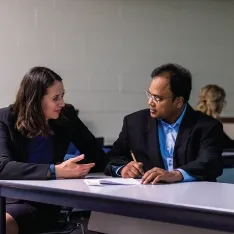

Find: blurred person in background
<box><xmin>196</xmin><ymin>84</ymin><xmax>234</xmax><ymax>149</ymax></box>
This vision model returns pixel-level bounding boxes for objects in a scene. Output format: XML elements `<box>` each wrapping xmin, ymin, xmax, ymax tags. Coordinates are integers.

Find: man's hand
<box><xmin>141</xmin><ymin>167</ymin><xmax>183</xmax><ymax>184</ymax></box>
<box><xmin>121</xmin><ymin>161</ymin><xmax>144</xmax><ymax>178</ymax></box>
<box><xmin>55</xmin><ymin>154</ymin><xmax>95</xmax><ymax>179</ymax></box>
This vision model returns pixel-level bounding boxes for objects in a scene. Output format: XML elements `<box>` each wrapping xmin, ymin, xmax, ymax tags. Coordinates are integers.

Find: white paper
<box><xmin>222</xmin><ymin>152</ymin><xmax>234</xmax><ymax>156</ymax></box>
<box><xmin>84</xmin><ymin>178</ymin><xmax>141</xmax><ymax>186</ymax></box>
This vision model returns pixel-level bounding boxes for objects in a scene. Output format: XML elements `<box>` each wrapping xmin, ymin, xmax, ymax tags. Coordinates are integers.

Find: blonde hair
<box><xmin>196</xmin><ymin>84</ymin><xmax>226</xmax><ymax>119</ymax></box>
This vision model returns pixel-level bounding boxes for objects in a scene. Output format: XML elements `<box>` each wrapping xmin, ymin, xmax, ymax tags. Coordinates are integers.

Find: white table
<box><xmin>0</xmin><ymin>176</ymin><xmax>234</xmax><ymax>233</ymax></box>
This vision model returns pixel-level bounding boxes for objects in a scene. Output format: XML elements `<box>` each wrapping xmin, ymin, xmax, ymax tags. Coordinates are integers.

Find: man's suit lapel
<box><xmin>147</xmin><ymin>116</ymin><xmax>165</xmax><ymax>169</ymax></box>
<box><xmin>173</xmin><ymin>104</ymin><xmax>196</xmax><ymax>168</ymax></box>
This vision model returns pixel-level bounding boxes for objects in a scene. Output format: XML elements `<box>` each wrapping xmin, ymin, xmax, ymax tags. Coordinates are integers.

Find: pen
<box><xmin>130</xmin><ymin>151</ymin><xmax>137</xmax><ymax>162</ymax></box>
<box><xmin>130</xmin><ymin>151</ymin><xmax>144</xmax><ymax>177</ymax></box>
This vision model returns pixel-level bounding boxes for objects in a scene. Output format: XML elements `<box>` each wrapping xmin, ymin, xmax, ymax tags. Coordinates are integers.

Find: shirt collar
<box><xmin>159</xmin><ymin>104</ymin><xmax>187</xmax><ymax>128</ymax></box>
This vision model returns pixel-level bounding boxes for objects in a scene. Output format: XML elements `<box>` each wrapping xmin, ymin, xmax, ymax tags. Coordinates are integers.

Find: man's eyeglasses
<box><xmin>146</xmin><ymin>90</ymin><xmax>173</xmax><ymax>103</ymax></box>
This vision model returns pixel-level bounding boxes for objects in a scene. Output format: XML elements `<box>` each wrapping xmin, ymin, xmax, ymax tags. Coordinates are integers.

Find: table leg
<box><xmin>0</xmin><ymin>196</ymin><xmax>6</xmax><ymax>234</ymax></box>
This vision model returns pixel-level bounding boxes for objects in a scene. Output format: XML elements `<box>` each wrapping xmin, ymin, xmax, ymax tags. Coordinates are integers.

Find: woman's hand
<box><xmin>55</xmin><ymin>154</ymin><xmax>95</xmax><ymax>179</ymax></box>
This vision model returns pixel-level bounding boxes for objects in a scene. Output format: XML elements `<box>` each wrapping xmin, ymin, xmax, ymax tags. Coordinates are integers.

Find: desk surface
<box><xmin>1</xmin><ymin>175</ymin><xmax>234</xmax><ymax>232</ymax></box>
<box><xmin>0</xmin><ymin>177</ymin><xmax>234</xmax><ymax>213</ymax></box>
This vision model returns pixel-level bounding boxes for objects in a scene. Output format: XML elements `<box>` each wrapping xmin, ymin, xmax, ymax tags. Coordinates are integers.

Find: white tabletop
<box><xmin>1</xmin><ymin>176</ymin><xmax>234</xmax><ymax>214</ymax></box>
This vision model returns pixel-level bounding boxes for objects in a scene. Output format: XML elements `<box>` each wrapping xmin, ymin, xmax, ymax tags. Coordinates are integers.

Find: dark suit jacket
<box><xmin>0</xmin><ymin>104</ymin><xmax>108</xmax><ymax>181</ymax></box>
<box><xmin>105</xmin><ymin>104</ymin><xmax>223</xmax><ymax>181</ymax></box>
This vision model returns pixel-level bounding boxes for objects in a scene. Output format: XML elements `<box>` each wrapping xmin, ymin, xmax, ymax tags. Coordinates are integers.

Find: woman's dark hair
<box><xmin>151</xmin><ymin>63</ymin><xmax>192</xmax><ymax>103</ymax></box>
<box><xmin>13</xmin><ymin>66</ymin><xmax>63</xmax><ymax>138</ymax></box>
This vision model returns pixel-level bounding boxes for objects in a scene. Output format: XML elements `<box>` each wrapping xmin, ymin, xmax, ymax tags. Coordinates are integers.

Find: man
<box><xmin>105</xmin><ymin>63</ymin><xmax>223</xmax><ymax>184</ymax></box>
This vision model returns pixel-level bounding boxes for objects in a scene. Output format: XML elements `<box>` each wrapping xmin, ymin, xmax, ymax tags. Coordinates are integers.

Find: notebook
<box><xmin>84</xmin><ymin>178</ymin><xmax>141</xmax><ymax>186</ymax></box>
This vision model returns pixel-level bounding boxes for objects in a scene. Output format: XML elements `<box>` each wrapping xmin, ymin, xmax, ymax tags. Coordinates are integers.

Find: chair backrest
<box><xmin>217</xmin><ymin>168</ymin><xmax>234</xmax><ymax>184</ymax></box>
<box><xmin>64</xmin><ymin>137</ymin><xmax>107</xmax><ymax>161</ymax></box>
<box><xmin>66</xmin><ymin>143</ymin><xmax>77</xmax><ymax>154</ymax></box>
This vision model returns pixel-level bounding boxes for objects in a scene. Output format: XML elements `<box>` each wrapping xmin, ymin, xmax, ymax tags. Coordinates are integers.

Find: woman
<box><xmin>196</xmin><ymin>84</ymin><xmax>234</xmax><ymax>149</ymax></box>
<box><xmin>0</xmin><ymin>66</ymin><xmax>107</xmax><ymax>234</ymax></box>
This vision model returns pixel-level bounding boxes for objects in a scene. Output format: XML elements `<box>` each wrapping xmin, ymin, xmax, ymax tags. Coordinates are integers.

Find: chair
<box><xmin>54</xmin><ymin>138</ymin><xmax>111</xmax><ymax>233</ymax></box>
<box><xmin>217</xmin><ymin>168</ymin><xmax>234</xmax><ymax>184</ymax></box>
<box><xmin>64</xmin><ymin>137</ymin><xmax>107</xmax><ymax>161</ymax></box>
<box><xmin>37</xmin><ymin>209</ymin><xmax>85</xmax><ymax>234</ymax></box>
<box><xmin>37</xmin><ymin>221</ymin><xmax>85</xmax><ymax>234</ymax></box>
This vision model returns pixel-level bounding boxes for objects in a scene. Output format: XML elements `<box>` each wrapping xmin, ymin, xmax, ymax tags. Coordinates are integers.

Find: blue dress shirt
<box><xmin>158</xmin><ymin>104</ymin><xmax>196</xmax><ymax>182</ymax></box>
<box><xmin>113</xmin><ymin>104</ymin><xmax>196</xmax><ymax>182</ymax></box>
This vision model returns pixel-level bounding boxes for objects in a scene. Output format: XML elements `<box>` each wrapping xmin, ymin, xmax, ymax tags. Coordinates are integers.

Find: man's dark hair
<box><xmin>151</xmin><ymin>63</ymin><xmax>192</xmax><ymax>102</ymax></box>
